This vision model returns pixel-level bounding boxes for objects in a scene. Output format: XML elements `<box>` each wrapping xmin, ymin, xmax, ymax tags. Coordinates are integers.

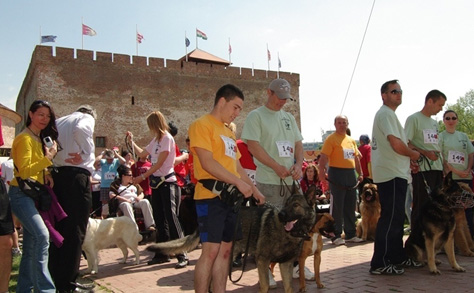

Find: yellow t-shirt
<box><xmin>10</xmin><ymin>132</ymin><xmax>52</xmax><ymax>186</ymax></box>
<box><xmin>321</xmin><ymin>132</ymin><xmax>360</xmax><ymax>169</ymax></box>
<box><xmin>188</xmin><ymin>114</ymin><xmax>241</xmax><ymax>200</ymax></box>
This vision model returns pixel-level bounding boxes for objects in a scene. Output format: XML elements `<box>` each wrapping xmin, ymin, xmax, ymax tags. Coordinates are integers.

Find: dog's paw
<box><xmin>453</xmin><ymin>265</ymin><xmax>466</xmax><ymax>272</ymax></box>
<box><xmin>317</xmin><ymin>282</ymin><xmax>325</xmax><ymax>288</ymax></box>
<box><xmin>119</xmin><ymin>260</ymin><xmax>127</xmax><ymax>264</ymax></box>
<box><xmin>429</xmin><ymin>268</ymin><xmax>441</xmax><ymax>275</ymax></box>
<box><xmin>298</xmin><ymin>288</ymin><xmax>307</xmax><ymax>292</ymax></box>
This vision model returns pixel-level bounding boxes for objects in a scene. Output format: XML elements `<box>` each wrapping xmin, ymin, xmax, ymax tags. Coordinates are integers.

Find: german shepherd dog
<box><xmin>356</xmin><ymin>183</ymin><xmax>380</xmax><ymax>241</ymax></box>
<box><xmin>453</xmin><ymin>182</ymin><xmax>474</xmax><ymax>256</ymax></box>
<box><xmin>404</xmin><ymin>173</ymin><xmax>466</xmax><ymax>274</ymax></box>
<box><xmin>297</xmin><ymin>213</ymin><xmax>334</xmax><ymax>291</ymax></box>
<box><xmin>147</xmin><ymin>189</ymin><xmax>316</xmax><ymax>293</ymax></box>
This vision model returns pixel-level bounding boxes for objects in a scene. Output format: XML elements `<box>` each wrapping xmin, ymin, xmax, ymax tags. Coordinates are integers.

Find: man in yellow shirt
<box><xmin>188</xmin><ymin>84</ymin><xmax>265</xmax><ymax>293</ymax></box>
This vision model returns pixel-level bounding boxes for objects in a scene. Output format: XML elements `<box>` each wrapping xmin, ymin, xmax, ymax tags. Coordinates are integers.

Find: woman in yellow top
<box><xmin>9</xmin><ymin>100</ymin><xmax>58</xmax><ymax>292</ymax></box>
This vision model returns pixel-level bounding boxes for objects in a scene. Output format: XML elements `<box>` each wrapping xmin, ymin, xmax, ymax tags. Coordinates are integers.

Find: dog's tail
<box><xmin>146</xmin><ymin>230</ymin><xmax>200</xmax><ymax>254</ymax></box>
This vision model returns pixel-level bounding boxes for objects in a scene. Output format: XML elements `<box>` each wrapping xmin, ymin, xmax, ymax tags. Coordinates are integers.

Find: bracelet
<box><xmin>141</xmin><ymin>174</ymin><xmax>146</xmax><ymax>180</ymax></box>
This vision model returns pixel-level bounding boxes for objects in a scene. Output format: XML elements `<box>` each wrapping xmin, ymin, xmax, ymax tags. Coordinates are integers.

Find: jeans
<box><xmin>9</xmin><ymin>186</ymin><xmax>55</xmax><ymax>293</ymax></box>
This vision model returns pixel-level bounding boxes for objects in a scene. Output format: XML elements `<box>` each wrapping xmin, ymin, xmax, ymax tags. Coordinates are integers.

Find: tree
<box><xmin>438</xmin><ymin>89</ymin><xmax>474</xmax><ymax>139</ymax></box>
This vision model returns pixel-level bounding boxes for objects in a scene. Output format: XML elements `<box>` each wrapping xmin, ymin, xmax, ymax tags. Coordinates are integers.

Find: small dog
<box><xmin>82</xmin><ymin>217</ymin><xmax>143</xmax><ymax>274</ymax></box>
<box><xmin>452</xmin><ymin>182</ymin><xmax>474</xmax><ymax>256</ymax></box>
<box><xmin>297</xmin><ymin>213</ymin><xmax>335</xmax><ymax>291</ymax></box>
<box><xmin>356</xmin><ymin>183</ymin><xmax>380</xmax><ymax>241</ymax></box>
<box><xmin>404</xmin><ymin>173</ymin><xmax>466</xmax><ymax>274</ymax></box>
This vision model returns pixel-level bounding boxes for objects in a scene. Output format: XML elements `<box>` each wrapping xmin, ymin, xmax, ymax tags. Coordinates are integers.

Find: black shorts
<box><xmin>0</xmin><ymin>178</ymin><xmax>14</xmax><ymax>236</ymax></box>
<box><xmin>195</xmin><ymin>197</ymin><xmax>237</xmax><ymax>243</ymax></box>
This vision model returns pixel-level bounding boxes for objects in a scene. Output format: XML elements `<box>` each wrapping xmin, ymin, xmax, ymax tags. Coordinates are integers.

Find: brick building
<box><xmin>16</xmin><ymin>45</ymin><xmax>300</xmax><ymax>154</ymax></box>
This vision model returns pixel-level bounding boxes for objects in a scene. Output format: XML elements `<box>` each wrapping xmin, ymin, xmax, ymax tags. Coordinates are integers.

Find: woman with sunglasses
<box><xmin>440</xmin><ymin>109</ymin><xmax>474</xmax><ymax>237</ymax></box>
<box><xmin>9</xmin><ymin>100</ymin><xmax>58</xmax><ymax>292</ymax></box>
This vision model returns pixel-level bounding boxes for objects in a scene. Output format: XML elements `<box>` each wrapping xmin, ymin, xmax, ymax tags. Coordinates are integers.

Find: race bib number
<box><xmin>423</xmin><ymin>129</ymin><xmax>438</xmax><ymax>144</ymax></box>
<box><xmin>276</xmin><ymin>141</ymin><xmax>293</xmax><ymax>158</ymax></box>
<box><xmin>245</xmin><ymin>168</ymin><xmax>256</xmax><ymax>185</ymax></box>
<box><xmin>447</xmin><ymin>150</ymin><xmax>465</xmax><ymax>165</ymax></box>
<box><xmin>104</xmin><ymin>172</ymin><xmax>115</xmax><ymax>180</ymax></box>
<box><xmin>343</xmin><ymin>148</ymin><xmax>355</xmax><ymax>160</ymax></box>
<box><xmin>220</xmin><ymin>135</ymin><xmax>237</xmax><ymax>159</ymax></box>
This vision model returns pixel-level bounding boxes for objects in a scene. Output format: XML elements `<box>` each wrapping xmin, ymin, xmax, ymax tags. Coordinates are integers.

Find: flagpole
<box><xmin>185</xmin><ymin>31</ymin><xmax>188</xmax><ymax>62</ymax></box>
<box><xmin>228</xmin><ymin>38</ymin><xmax>231</xmax><ymax>64</ymax></box>
<box><xmin>266</xmin><ymin>43</ymin><xmax>269</xmax><ymax>78</ymax></box>
<box><xmin>39</xmin><ymin>26</ymin><xmax>42</xmax><ymax>44</ymax></box>
<box><xmin>196</xmin><ymin>28</ymin><xmax>198</xmax><ymax>49</ymax></box>
<box><xmin>81</xmin><ymin>17</ymin><xmax>84</xmax><ymax>50</ymax></box>
<box><xmin>277</xmin><ymin>52</ymin><xmax>280</xmax><ymax>79</ymax></box>
<box><xmin>136</xmin><ymin>24</ymin><xmax>138</xmax><ymax>56</ymax></box>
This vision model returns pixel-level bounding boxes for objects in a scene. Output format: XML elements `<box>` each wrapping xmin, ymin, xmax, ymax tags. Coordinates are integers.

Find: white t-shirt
<box><xmin>145</xmin><ymin>132</ymin><xmax>177</xmax><ymax>182</ymax></box>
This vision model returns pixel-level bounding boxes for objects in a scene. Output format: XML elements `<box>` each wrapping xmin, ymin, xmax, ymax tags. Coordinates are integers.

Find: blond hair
<box><xmin>146</xmin><ymin>111</ymin><xmax>169</xmax><ymax>141</ymax></box>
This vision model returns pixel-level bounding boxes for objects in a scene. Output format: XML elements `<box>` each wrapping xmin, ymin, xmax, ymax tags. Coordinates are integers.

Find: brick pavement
<box><xmin>80</xmin><ymin>236</ymin><xmax>474</xmax><ymax>292</ymax></box>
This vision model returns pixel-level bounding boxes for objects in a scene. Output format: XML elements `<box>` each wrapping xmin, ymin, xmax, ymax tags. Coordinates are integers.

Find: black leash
<box><xmin>280</xmin><ymin>179</ymin><xmax>300</xmax><ymax>197</ymax></box>
<box><xmin>414</xmin><ymin>154</ymin><xmax>433</xmax><ymax>194</ymax></box>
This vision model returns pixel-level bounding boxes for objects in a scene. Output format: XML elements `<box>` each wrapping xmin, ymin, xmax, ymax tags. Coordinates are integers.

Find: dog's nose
<box><xmin>278</xmin><ymin>211</ymin><xmax>287</xmax><ymax>222</ymax></box>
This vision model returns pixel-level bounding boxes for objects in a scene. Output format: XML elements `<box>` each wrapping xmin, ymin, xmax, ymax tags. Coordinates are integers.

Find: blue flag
<box><xmin>185</xmin><ymin>37</ymin><xmax>190</xmax><ymax>47</ymax></box>
<box><xmin>41</xmin><ymin>35</ymin><xmax>57</xmax><ymax>43</ymax></box>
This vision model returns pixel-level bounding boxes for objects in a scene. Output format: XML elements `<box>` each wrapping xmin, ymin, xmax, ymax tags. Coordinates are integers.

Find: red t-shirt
<box><xmin>358</xmin><ymin>144</ymin><xmax>371</xmax><ymax>178</ymax></box>
<box><xmin>131</xmin><ymin>160</ymin><xmax>152</xmax><ymax>196</ymax></box>
<box><xmin>237</xmin><ymin>140</ymin><xmax>256</xmax><ymax>170</ymax></box>
<box><xmin>174</xmin><ymin>144</ymin><xmax>187</xmax><ymax>187</ymax></box>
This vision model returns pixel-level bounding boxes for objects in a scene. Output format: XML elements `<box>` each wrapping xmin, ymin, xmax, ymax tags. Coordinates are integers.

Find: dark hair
<box><xmin>380</xmin><ymin>80</ymin><xmax>399</xmax><ymax>94</ymax></box>
<box><xmin>121</xmin><ymin>150</ymin><xmax>130</xmax><ymax>157</ymax></box>
<box><xmin>26</xmin><ymin>99</ymin><xmax>59</xmax><ymax>143</ymax></box>
<box><xmin>443</xmin><ymin>109</ymin><xmax>457</xmax><ymax>118</ymax></box>
<box><xmin>425</xmin><ymin>89</ymin><xmax>447</xmax><ymax>103</ymax></box>
<box><xmin>76</xmin><ymin>104</ymin><xmax>97</xmax><ymax>119</ymax></box>
<box><xmin>303</xmin><ymin>163</ymin><xmax>319</xmax><ymax>184</ymax></box>
<box><xmin>117</xmin><ymin>165</ymin><xmax>131</xmax><ymax>179</ymax></box>
<box><xmin>168</xmin><ymin>121</ymin><xmax>178</xmax><ymax>137</ymax></box>
<box><xmin>214</xmin><ymin>84</ymin><xmax>244</xmax><ymax>106</ymax></box>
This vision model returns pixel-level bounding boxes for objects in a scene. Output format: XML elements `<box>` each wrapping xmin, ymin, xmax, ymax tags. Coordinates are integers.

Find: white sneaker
<box><xmin>269</xmin><ymin>269</ymin><xmax>277</xmax><ymax>289</ymax></box>
<box><xmin>332</xmin><ymin>237</ymin><xmax>346</xmax><ymax>246</ymax></box>
<box><xmin>292</xmin><ymin>266</ymin><xmax>315</xmax><ymax>281</ymax></box>
<box><xmin>345</xmin><ymin>236</ymin><xmax>364</xmax><ymax>243</ymax></box>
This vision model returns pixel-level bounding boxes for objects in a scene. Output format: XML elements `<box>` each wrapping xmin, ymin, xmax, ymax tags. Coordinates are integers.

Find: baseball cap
<box><xmin>269</xmin><ymin>78</ymin><xmax>293</xmax><ymax>101</ymax></box>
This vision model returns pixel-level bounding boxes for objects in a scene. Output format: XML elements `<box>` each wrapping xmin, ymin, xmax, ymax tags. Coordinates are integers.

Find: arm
<box><xmin>289</xmin><ymin>140</ymin><xmax>304</xmax><ymax>180</ymax></box>
<box><xmin>132</xmin><ymin>151</ymin><xmax>168</xmax><ymax>185</ymax></box>
<box><xmin>407</xmin><ymin>141</ymin><xmax>438</xmax><ymax>161</ymax></box>
<box><xmin>391</xmin><ymin>136</ymin><xmax>420</xmax><ymax>160</ymax></box>
<box><xmin>318</xmin><ymin>154</ymin><xmax>328</xmax><ymax>183</ymax></box>
<box><xmin>355</xmin><ymin>155</ymin><xmax>363</xmax><ymax>182</ymax></box>
<box><xmin>236</xmin><ymin>161</ymin><xmax>265</xmax><ymax>204</ymax></box>
<box><xmin>175</xmin><ymin>152</ymin><xmax>189</xmax><ymax>165</ymax></box>
<box><xmin>246</xmin><ymin>139</ymin><xmax>290</xmax><ymax>179</ymax></box>
<box><xmin>195</xmin><ymin>147</ymin><xmax>253</xmax><ymax>198</ymax></box>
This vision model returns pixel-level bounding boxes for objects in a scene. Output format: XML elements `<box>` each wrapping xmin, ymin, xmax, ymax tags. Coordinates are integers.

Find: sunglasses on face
<box><xmin>389</xmin><ymin>89</ymin><xmax>403</xmax><ymax>95</ymax></box>
<box><xmin>123</xmin><ymin>174</ymin><xmax>133</xmax><ymax>176</ymax></box>
<box><xmin>444</xmin><ymin>117</ymin><xmax>457</xmax><ymax>121</ymax></box>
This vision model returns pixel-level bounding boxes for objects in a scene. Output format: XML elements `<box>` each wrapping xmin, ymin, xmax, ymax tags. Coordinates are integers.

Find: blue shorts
<box><xmin>195</xmin><ymin>197</ymin><xmax>238</xmax><ymax>243</ymax></box>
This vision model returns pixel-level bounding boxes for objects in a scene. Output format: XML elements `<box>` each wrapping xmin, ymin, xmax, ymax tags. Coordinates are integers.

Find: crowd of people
<box><xmin>0</xmin><ymin>77</ymin><xmax>473</xmax><ymax>292</ymax></box>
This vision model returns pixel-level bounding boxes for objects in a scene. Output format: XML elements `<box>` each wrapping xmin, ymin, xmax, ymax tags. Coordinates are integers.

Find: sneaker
<box><xmin>147</xmin><ymin>256</ymin><xmax>170</xmax><ymax>265</ymax></box>
<box><xmin>175</xmin><ymin>259</ymin><xmax>189</xmax><ymax>269</ymax></box>
<box><xmin>369</xmin><ymin>264</ymin><xmax>404</xmax><ymax>275</ymax></box>
<box><xmin>399</xmin><ymin>258</ymin><xmax>423</xmax><ymax>268</ymax></box>
<box><xmin>293</xmin><ymin>266</ymin><xmax>315</xmax><ymax>280</ymax></box>
<box><xmin>269</xmin><ymin>269</ymin><xmax>277</xmax><ymax>289</ymax></box>
<box><xmin>12</xmin><ymin>247</ymin><xmax>22</xmax><ymax>256</ymax></box>
<box><xmin>332</xmin><ymin>238</ymin><xmax>345</xmax><ymax>246</ymax></box>
<box><xmin>345</xmin><ymin>236</ymin><xmax>364</xmax><ymax>243</ymax></box>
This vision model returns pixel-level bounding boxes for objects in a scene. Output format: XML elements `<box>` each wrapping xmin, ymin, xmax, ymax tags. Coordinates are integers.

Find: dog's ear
<box><xmin>443</xmin><ymin>172</ymin><xmax>455</xmax><ymax>189</ymax></box>
<box><xmin>305</xmin><ymin>185</ymin><xmax>317</xmax><ymax>206</ymax></box>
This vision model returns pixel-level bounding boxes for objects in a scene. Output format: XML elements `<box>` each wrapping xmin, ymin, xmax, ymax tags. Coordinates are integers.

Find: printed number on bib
<box><xmin>343</xmin><ymin>148</ymin><xmax>355</xmax><ymax>160</ymax></box>
<box><xmin>448</xmin><ymin>150</ymin><xmax>465</xmax><ymax>165</ymax></box>
<box><xmin>423</xmin><ymin>129</ymin><xmax>438</xmax><ymax>144</ymax></box>
<box><xmin>220</xmin><ymin>135</ymin><xmax>237</xmax><ymax>159</ymax></box>
<box><xmin>104</xmin><ymin>172</ymin><xmax>116</xmax><ymax>180</ymax></box>
<box><xmin>276</xmin><ymin>141</ymin><xmax>293</xmax><ymax>158</ymax></box>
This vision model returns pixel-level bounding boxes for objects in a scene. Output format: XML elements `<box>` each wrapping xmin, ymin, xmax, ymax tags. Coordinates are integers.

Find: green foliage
<box><xmin>8</xmin><ymin>254</ymin><xmax>20</xmax><ymax>292</ymax></box>
<box><xmin>441</xmin><ymin>89</ymin><xmax>474</xmax><ymax>139</ymax></box>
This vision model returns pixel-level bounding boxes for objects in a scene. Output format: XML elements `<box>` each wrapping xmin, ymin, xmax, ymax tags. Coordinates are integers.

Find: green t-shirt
<box><xmin>404</xmin><ymin>111</ymin><xmax>443</xmax><ymax>171</ymax></box>
<box><xmin>241</xmin><ymin>106</ymin><xmax>303</xmax><ymax>185</ymax></box>
<box><xmin>440</xmin><ymin>130</ymin><xmax>474</xmax><ymax>180</ymax></box>
<box><xmin>371</xmin><ymin>105</ymin><xmax>410</xmax><ymax>183</ymax></box>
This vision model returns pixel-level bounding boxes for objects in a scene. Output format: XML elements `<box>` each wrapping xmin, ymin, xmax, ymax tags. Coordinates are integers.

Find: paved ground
<box><xmin>79</xmin><ymin>236</ymin><xmax>474</xmax><ymax>292</ymax></box>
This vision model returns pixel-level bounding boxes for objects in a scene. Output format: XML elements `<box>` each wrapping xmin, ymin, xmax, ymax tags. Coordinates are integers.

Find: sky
<box><xmin>1</xmin><ymin>0</ymin><xmax>474</xmax><ymax>142</ymax></box>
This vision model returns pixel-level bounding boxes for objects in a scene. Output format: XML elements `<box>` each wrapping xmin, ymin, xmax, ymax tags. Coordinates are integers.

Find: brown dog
<box><xmin>298</xmin><ymin>213</ymin><xmax>335</xmax><ymax>292</ymax></box>
<box><xmin>356</xmin><ymin>183</ymin><xmax>380</xmax><ymax>241</ymax></box>
<box><xmin>453</xmin><ymin>182</ymin><xmax>474</xmax><ymax>256</ymax></box>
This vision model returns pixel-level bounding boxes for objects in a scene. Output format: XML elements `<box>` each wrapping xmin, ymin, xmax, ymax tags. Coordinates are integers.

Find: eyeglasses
<box><xmin>389</xmin><ymin>89</ymin><xmax>403</xmax><ymax>95</ymax></box>
<box><xmin>123</xmin><ymin>174</ymin><xmax>133</xmax><ymax>176</ymax></box>
<box><xmin>444</xmin><ymin>117</ymin><xmax>457</xmax><ymax>121</ymax></box>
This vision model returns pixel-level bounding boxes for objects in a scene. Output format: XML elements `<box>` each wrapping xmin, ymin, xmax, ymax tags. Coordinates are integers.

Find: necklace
<box><xmin>27</xmin><ymin>127</ymin><xmax>40</xmax><ymax>138</ymax></box>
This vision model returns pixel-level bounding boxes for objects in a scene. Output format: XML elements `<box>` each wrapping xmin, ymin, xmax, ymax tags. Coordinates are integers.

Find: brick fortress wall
<box><xmin>16</xmin><ymin>45</ymin><xmax>300</xmax><ymax>154</ymax></box>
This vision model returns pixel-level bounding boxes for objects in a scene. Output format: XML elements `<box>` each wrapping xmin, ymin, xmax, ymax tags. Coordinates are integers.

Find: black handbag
<box><xmin>14</xmin><ymin>165</ymin><xmax>52</xmax><ymax>211</ymax></box>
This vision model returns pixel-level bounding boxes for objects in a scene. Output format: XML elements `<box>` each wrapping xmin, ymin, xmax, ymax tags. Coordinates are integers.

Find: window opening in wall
<box><xmin>131</xmin><ymin>96</ymin><xmax>135</xmax><ymax>105</ymax></box>
<box><xmin>95</xmin><ymin>136</ymin><xmax>106</xmax><ymax>148</ymax></box>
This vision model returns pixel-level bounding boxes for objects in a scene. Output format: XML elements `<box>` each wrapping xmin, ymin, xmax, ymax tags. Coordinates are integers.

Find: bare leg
<box><xmin>194</xmin><ymin>242</ymin><xmax>220</xmax><ymax>293</ymax></box>
<box><xmin>0</xmin><ymin>235</ymin><xmax>12</xmax><ymax>292</ymax></box>
<box><xmin>210</xmin><ymin>241</ymin><xmax>232</xmax><ymax>293</ymax></box>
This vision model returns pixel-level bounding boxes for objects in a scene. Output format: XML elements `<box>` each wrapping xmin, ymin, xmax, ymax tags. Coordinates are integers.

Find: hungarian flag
<box><xmin>137</xmin><ymin>32</ymin><xmax>144</xmax><ymax>43</ymax></box>
<box><xmin>41</xmin><ymin>35</ymin><xmax>57</xmax><ymax>43</ymax></box>
<box><xmin>196</xmin><ymin>29</ymin><xmax>207</xmax><ymax>40</ymax></box>
<box><xmin>82</xmin><ymin>24</ymin><xmax>97</xmax><ymax>36</ymax></box>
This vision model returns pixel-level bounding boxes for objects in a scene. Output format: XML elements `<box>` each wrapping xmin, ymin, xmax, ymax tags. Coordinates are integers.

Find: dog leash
<box><xmin>280</xmin><ymin>179</ymin><xmax>300</xmax><ymax>197</ymax></box>
<box><xmin>414</xmin><ymin>154</ymin><xmax>433</xmax><ymax>194</ymax></box>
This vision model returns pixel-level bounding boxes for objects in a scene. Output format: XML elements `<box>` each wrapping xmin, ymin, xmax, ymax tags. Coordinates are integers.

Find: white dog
<box><xmin>82</xmin><ymin>217</ymin><xmax>143</xmax><ymax>274</ymax></box>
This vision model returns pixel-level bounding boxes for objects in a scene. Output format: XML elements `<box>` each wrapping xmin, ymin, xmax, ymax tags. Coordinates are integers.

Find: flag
<box><xmin>185</xmin><ymin>37</ymin><xmax>190</xmax><ymax>47</ymax></box>
<box><xmin>229</xmin><ymin>43</ymin><xmax>232</xmax><ymax>54</ymax></box>
<box><xmin>278</xmin><ymin>58</ymin><xmax>281</xmax><ymax>68</ymax></box>
<box><xmin>137</xmin><ymin>32</ymin><xmax>144</xmax><ymax>43</ymax></box>
<box><xmin>82</xmin><ymin>24</ymin><xmax>97</xmax><ymax>36</ymax></box>
<box><xmin>267</xmin><ymin>49</ymin><xmax>271</xmax><ymax>61</ymax></box>
<box><xmin>41</xmin><ymin>35</ymin><xmax>57</xmax><ymax>43</ymax></box>
<box><xmin>196</xmin><ymin>29</ymin><xmax>207</xmax><ymax>40</ymax></box>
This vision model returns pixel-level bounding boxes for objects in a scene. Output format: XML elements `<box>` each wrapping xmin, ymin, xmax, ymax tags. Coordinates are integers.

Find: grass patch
<box><xmin>8</xmin><ymin>254</ymin><xmax>20</xmax><ymax>292</ymax></box>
